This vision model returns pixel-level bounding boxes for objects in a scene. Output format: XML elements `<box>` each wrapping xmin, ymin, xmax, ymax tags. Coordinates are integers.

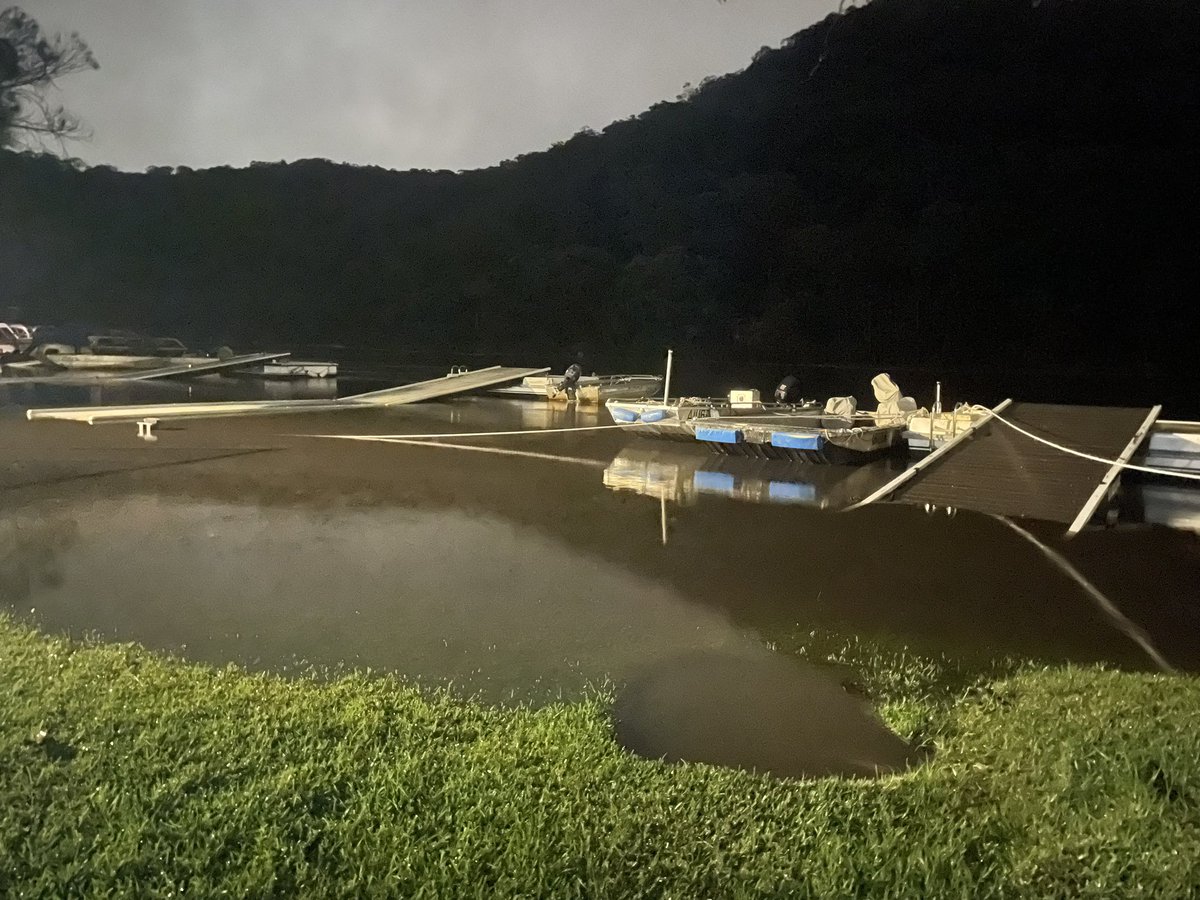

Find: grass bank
<box><xmin>2</xmin><ymin>615</ymin><xmax>1198</xmax><ymax>898</ymax></box>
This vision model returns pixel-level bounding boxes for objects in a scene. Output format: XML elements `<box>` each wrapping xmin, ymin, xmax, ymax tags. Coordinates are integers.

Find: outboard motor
<box><xmin>556</xmin><ymin>363</ymin><xmax>584</xmax><ymax>399</ymax></box>
<box><xmin>774</xmin><ymin>374</ymin><xmax>802</xmax><ymax>404</ymax></box>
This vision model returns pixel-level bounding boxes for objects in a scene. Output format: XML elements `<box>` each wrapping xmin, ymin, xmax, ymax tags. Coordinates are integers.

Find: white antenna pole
<box><xmin>663</xmin><ymin>348</ymin><xmax>673</xmax><ymax>404</ymax></box>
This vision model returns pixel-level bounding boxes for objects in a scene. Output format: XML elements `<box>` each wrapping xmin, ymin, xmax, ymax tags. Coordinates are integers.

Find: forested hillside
<box><xmin>1</xmin><ymin>0</ymin><xmax>1196</xmax><ymax>376</ymax></box>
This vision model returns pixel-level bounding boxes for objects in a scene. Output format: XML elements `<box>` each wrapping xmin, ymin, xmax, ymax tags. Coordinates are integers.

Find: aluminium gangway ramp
<box><xmin>119</xmin><ymin>351</ymin><xmax>292</xmax><ymax>381</ymax></box>
<box><xmin>881</xmin><ymin>403</ymin><xmax>1159</xmax><ymax>530</ymax></box>
<box><xmin>25</xmin><ymin>365</ymin><xmax>550</xmax><ymax>424</ymax></box>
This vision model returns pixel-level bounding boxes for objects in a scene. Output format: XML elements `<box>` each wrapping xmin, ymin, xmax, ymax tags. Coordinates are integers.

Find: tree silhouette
<box><xmin>0</xmin><ymin>6</ymin><xmax>98</xmax><ymax>150</ymax></box>
<box><xmin>0</xmin><ymin>0</ymin><xmax>1196</xmax><ymax>413</ymax></box>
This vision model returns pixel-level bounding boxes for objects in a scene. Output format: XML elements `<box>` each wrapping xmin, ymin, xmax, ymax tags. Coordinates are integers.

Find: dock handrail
<box><xmin>843</xmin><ymin>398</ymin><xmax>1014</xmax><ymax>511</ymax></box>
<box><xmin>1067</xmin><ymin>404</ymin><xmax>1161</xmax><ymax>534</ymax></box>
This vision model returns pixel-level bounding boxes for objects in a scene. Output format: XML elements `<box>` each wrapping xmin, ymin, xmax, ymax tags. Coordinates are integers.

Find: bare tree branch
<box><xmin>0</xmin><ymin>6</ymin><xmax>98</xmax><ymax>150</ymax></box>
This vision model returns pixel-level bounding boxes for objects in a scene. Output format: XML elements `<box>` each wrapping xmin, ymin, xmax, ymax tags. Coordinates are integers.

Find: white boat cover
<box><xmin>822</xmin><ymin>395</ymin><xmax>858</xmax><ymax>428</ymax></box>
<box><xmin>871</xmin><ymin>373</ymin><xmax>919</xmax><ymax>425</ymax></box>
<box><xmin>823</xmin><ymin>396</ymin><xmax>857</xmax><ymax>417</ymax></box>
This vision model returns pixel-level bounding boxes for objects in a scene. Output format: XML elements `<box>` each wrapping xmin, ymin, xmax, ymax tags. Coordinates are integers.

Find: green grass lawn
<box><xmin>2</xmin><ymin>614</ymin><xmax>1198</xmax><ymax>898</ymax></box>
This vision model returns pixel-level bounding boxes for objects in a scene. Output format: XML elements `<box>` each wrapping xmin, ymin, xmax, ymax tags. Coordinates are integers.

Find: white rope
<box><xmin>973</xmin><ymin>406</ymin><xmax>1200</xmax><ymax>482</ymax></box>
<box><xmin>303</xmin><ymin>422</ymin><xmax>645</xmax><ymax>441</ymax></box>
<box><xmin>988</xmin><ymin>514</ymin><xmax>1175</xmax><ymax>673</ymax></box>
<box><xmin>349</xmin><ymin>437</ymin><xmax>606</xmax><ymax>467</ymax></box>
<box><xmin>700</xmin><ymin>411</ymin><xmax>880</xmax><ymax>422</ymax></box>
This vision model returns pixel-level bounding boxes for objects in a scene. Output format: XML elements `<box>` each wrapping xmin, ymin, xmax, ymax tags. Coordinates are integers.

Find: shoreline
<box><xmin>3</xmin><ymin>616</ymin><xmax>1198</xmax><ymax>896</ymax></box>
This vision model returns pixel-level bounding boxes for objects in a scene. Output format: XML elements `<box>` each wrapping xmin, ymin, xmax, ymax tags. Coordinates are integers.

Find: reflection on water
<box><xmin>0</xmin><ymin>497</ymin><xmax>760</xmax><ymax>701</ymax></box>
<box><xmin>614</xmin><ymin>651</ymin><xmax>920</xmax><ymax>779</ymax></box>
<box><xmin>603</xmin><ymin>443</ymin><xmax>904</xmax><ymax>509</ymax></box>
<box><xmin>0</xmin><ymin>374</ymin><xmax>343</xmax><ymax>411</ymax></box>
<box><xmin>0</xmin><ymin>517</ymin><xmax>79</xmax><ymax>602</ymax></box>
<box><xmin>1134</xmin><ymin>484</ymin><xmax>1200</xmax><ymax>534</ymax></box>
<box><xmin>3</xmin><ymin>393</ymin><xmax>1199</xmax><ymax>707</ymax></box>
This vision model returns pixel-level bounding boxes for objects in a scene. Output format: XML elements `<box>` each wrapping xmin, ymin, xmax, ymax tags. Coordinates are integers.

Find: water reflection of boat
<box><xmin>6</xmin><ymin>404</ymin><xmax>1198</xmax><ymax>678</ymax></box>
<box><xmin>255</xmin><ymin>377</ymin><xmax>340</xmax><ymax>399</ymax></box>
<box><xmin>602</xmin><ymin>444</ymin><xmax>903</xmax><ymax>509</ymax></box>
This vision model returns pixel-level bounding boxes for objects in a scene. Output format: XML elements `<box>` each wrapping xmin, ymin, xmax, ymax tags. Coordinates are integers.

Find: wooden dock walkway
<box><xmin>24</xmin><ymin>366</ymin><xmax>550</xmax><ymax>424</ymax></box>
<box><xmin>890</xmin><ymin>403</ymin><xmax>1159</xmax><ymax>528</ymax></box>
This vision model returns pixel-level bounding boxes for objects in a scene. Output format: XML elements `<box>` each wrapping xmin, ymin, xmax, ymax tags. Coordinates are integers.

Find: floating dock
<box><xmin>856</xmin><ymin>402</ymin><xmax>1161</xmax><ymax>531</ymax></box>
<box><xmin>25</xmin><ymin>365</ymin><xmax>550</xmax><ymax>424</ymax></box>
<box><xmin>692</xmin><ymin>419</ymin><xmax>905</xmax><ymax>464</ymax></box>
<box><xmin>1139</xmin><ymin>420</ymin><xmax>1200</xmax><ymax>472</ymax></box>
<box><xmin>241</xmin><ymin>359</ymin><xmax>338</xmax><ymax>379</ymax></box>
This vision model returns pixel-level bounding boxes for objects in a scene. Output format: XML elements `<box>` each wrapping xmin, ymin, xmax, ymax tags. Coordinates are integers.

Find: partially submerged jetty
<box><xmin>24</xmin><ymin>365</ymin><xmax>549</xmax><ymax>425</ymax></box>
<box><xmin>850</xmin><ymin>402</ymin><xmax>1197</xmax><ymax>533</ymax></box>
<box><xmin>18</xmin><ymin>349</ymin><xmax>1200</xmax><ymax>534</ymax></box>
<box><xmin>605</xmin><ymin>368</ymin><xmax>1200</xmax><ymax>531</ymax></box>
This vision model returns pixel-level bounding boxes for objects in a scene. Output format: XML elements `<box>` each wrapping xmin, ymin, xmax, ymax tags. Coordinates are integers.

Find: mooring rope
<box><xmin>302</xmin><ymin>407</ymin><xmax>885</xmax><ymax>441</ymax></box>
<box><xmin>974</xmin><ymin>405</ymin><xmax>1200</xmax><ymax>482</ymax></box>
<box><xmin>347</xmin><ymin>437</ymin><xmax>607</xmax><ymax>467</ymax></box>
<box><xmin>988</xmin><ymin>514</ymin><xmax>1176</xmax><ymax>673</ymax></box>
<box><xmin>303</xmin><ymin>422</ymin><xmax>644</xmax><ymax>441</ymax></box>
<box><xmin>301</xmin><ymin>404</ymin><xmax>1198</xmax><ymax>484</ymax></box>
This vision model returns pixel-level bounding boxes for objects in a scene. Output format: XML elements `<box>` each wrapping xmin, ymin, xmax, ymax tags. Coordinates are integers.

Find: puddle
<box><xmin>613</xmin><ymin>650</ymin><xmax>921</xmax><ymax>779</ymax></box>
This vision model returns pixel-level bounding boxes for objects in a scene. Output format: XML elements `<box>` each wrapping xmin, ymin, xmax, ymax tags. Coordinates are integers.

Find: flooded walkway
<box><xmin>3</xmin><ymin>382</ymin><xmax>1199</xmax><ymax>703</ymax></box>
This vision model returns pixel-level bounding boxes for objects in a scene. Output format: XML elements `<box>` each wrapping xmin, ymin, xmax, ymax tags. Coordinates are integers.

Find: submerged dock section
<box><xmin>25</xmin><ymin>366</ymin><xmax>550</xmax><ymax>424</ymax></box>
<box><xmin>882</xmin><ymin>403</ymin><xmax>1160</xmax><ymax>529</ymax></box>
<box><xmin>121</xmin><ymin>351</ymin><xmax>291</xmax><ymax>380</ymax></box>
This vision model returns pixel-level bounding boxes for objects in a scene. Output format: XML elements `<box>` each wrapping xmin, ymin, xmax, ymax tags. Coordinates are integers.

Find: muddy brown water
<box><xmin>2</xmin><ymin>378</ymin><xmax>1199</xmax><ymax>775</ymax></box>
<box><xmin>613</xmin><ymin>651</ymin><xmax>922</xmax><ymax>779</ymax></box>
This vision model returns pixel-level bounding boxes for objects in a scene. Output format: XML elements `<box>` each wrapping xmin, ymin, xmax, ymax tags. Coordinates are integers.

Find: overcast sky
<box><xmin>22</xmin><ymin>0</ymin><xmax>829</xmax><ymax>173</ymax></box>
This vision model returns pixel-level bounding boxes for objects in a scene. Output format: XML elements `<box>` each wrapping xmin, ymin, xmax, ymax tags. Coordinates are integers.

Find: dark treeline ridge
<box><xmin>0</xmin><ymin>0</ymin><xmax>1197</xmax><ymax>380</ymax></box>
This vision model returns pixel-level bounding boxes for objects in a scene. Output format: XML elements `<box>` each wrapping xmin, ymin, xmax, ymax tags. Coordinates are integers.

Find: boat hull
<box><xmin>606</xmin><ymin>399</ymin><xmax>728</xmax><ymax>440</ymax></box>
<box><xmin>37</xmin><ymin>352</ymin><xmax>214</xmax><ymax>371</ymax></box>
<box><xmin>236</xmin><ymin>360</ymin><xmax>338</xmax><ymax>379</ymax></box>
<box><xmin>697</xmin><ymin>423</ymin><xmax>907</xmax><ymax>465</ymax></box>
<box><xmin>493</xmin><ymin>374</ymin><xmax>662</xmax><ymax>405</ymax></box>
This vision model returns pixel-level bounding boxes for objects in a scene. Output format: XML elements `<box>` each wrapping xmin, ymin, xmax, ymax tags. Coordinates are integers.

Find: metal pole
<box><xmin>660</xmin><ymin>495</ymin><xmax>668</xmax><ymax>546</ymax></box>
<box><xmin>663</xmin><ymin>349</ymin><xmax>673</xmax><ymax>404</ymax></box>
<box><xmin>931</xmin><ymin>381</ymin><xmax>940</xmax><ymax>448</ymax></box>
<box><xmin>1066</xmin><ymin>404</ymin><xmax>1162</xmax><ymax>536</ymax></box>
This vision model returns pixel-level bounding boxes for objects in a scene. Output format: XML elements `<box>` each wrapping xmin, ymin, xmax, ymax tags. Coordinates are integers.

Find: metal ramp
<box><xmin>889</xmin><ymin>403</ymin><xmax>1160</xmax><ymax>529</ymax></box>
<box><xmin>25</xmin><ymin>366</ymin><xmax>550</xmax><ymax>424</ymax></box>
<box><xmin>338</xmin><ymin>367</ymin><xmax>549</xmax><ymax>407</ymax></box>
<box><xmin>121</xmin><ymin>351</ymin><xmax>291</xmax><ymax>380</ymax></box>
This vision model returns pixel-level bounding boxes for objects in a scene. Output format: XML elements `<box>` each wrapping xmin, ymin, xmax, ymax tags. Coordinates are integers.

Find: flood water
<box><xmin>613</xmin><ymin>651</ymin><xmax>921</xmax><ymax>779</ymax></box>
<box><xmin>2</xmin><ymin>374</ymin><xmax>1199</xmax><ymax>772</ymax></box>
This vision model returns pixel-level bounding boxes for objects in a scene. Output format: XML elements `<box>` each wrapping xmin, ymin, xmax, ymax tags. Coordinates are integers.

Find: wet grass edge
<box><xmin>2</xmin><ymin>614</ymin><xmax>1199</xmax><ymax>898</ymax></box>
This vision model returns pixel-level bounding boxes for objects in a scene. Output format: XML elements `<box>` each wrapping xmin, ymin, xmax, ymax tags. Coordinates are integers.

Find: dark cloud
<box><xmin>22</xmin><ymin>0</ymin><xmax>827</xmax><ymax>171</ymax></box>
